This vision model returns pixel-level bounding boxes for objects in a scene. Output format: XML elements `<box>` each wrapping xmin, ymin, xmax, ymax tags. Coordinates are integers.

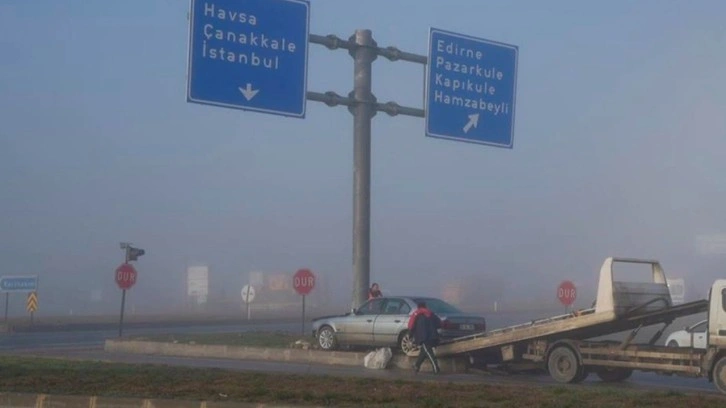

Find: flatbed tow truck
<box><xmin>433</xmin><ymin>257</ymin><xmax>726</xmax><ymax>393</ymax></box>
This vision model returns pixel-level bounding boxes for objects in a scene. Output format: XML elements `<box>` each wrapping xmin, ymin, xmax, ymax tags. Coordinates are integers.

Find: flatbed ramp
<box><xmin>436</xmin><ymin>299</ymin><xmax>708</xmax><ymax>357</ymax></box>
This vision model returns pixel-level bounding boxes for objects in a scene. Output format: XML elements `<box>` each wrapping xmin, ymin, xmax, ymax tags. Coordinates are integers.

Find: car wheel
<box><xmin>667</xmin><ymin>340</ymin><xmax>679</xmax><ymax>348</ymax></box>
<box><xmin>399</xmin><ymin>331</ymin><xmax>418</xmax><ymax>356</ymax></box>
<box><xmin>317</xmin><ymin>326</ymin><xmax>337</xmax><ymax>351</ymax></box>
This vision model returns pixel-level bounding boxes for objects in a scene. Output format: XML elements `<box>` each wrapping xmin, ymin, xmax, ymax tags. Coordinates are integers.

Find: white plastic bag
<box><xmin>363</xmin><ymin>347</ymin><xmax>393</xmax><ymax>369</ymax></box>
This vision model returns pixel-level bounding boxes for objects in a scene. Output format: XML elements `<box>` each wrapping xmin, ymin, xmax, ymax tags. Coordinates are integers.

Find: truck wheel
<box><xmin>596</xmin><ymin>367</ymin><xmax>633</xmax><ymax>382</ymax></box>
<box><xmin>547</xmin><ymin>346</ymin><xmax>583</xmax><ymax>384</ymax></box>
<box><xmin>714</xmin><ymin>356</ymin><xmax>726</xmax><ymax>394</ymax></box>
<box><xmin>574</xmin><ymin>367</ymin><xmax>590</xmax><ymax>383</ymax></box>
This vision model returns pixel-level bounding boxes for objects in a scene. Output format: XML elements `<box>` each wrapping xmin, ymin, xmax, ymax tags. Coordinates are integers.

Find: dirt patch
<box><xmin>0</xmin><ymin>356</ymin><xmax>724</xmax><ymax>407</ymax></box>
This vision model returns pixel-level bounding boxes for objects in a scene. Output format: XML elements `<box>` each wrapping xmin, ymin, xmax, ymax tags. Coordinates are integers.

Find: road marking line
<box><xmin>35</xmin><ymin>394</ymin><xmax>46</xmax><ymax>408</ymax></box>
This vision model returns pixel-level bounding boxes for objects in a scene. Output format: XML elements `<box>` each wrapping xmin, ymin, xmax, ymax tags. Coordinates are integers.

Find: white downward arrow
<box><xmin>463</xmin><ymin>113</ymin><xmax>480</xmax><ymax>133</ymax></box>
<box><xmin>239</xmin><ymin>83</ymin><xmax>259</xmax><ymax>101</ymax></box>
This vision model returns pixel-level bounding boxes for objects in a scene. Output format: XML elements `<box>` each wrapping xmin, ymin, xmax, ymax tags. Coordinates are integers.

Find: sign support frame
<box><xmin>303</xmin><ymin>31</ymin><xmax>516</xmax><ymax>309</ymax></box>
<box><xmin>186</xmin><ymin>10</ymin><xmax>518</xmax><ymax>310</ymax></box>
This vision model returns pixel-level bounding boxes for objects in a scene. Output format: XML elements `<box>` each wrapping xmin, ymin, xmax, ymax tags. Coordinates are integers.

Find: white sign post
<box><xmin>187</xmin><ymin>266</ymin><xmax>209</xmax><ymax>305</ymax></box>
<box><xmin>241</xmin><ymin>284</ymin><xmax>256</xmax><ymax>321</ymax></box>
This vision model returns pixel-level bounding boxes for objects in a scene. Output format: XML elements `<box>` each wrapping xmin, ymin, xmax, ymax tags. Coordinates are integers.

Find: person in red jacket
<box><xmin>407</xmin><ymin>301</ymin><xmax>441</xmax><ymax>374</ymax></box>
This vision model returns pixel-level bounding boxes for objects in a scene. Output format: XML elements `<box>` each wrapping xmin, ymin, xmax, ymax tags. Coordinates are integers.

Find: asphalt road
<box><xmin>0</xmin><ymin>310</ymin><xmax>718</xmax><ymax>396</ymax></box>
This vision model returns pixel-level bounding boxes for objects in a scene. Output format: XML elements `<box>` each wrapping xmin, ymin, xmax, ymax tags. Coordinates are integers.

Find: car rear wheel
<box><xmin>667</xmin><ymin>340</ymin><xmax>679</xmax><ymax>347</ymax></box>
<box><xmin>399</xmin><ymin>331</ymin><xmax>418</xmax><ymax>356</ymax></box>
<box><xmin>317</xmin><ymin>326</ymin><xmax>337</xmax><ymax>351</ymax></box>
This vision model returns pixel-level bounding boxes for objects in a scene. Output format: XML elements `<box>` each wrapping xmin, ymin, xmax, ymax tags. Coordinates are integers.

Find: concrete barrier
<box><xmin>0</xmin><ymin>392</ymin><xmax>312</xmax><ymax>407</ymax></box>
<box><xmin>104</xmin><ymin>340</ymin><xmax>469</xmax><ymax>373</ymax></box>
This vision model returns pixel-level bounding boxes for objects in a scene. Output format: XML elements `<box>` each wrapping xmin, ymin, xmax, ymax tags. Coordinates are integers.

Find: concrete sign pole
<box><xmin>306</xmin><ymin>32</ymin><xmax>426</xmax><ymax>309</ymax></box>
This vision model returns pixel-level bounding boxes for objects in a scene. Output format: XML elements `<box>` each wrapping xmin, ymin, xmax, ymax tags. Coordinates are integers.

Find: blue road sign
<box><xmin>426</xmin><ymin>28</ymin><xmax>518</xmax><ymax>148</ymax></box>
<box><xmin>187</xmin><ymin>0</ymin><xmax>310</xmax><ymax>117</ymax></box>
<box><xmin>0</xmin><ymin>275</ymin><xmax>38</xmax><ymax>293</ymax></box>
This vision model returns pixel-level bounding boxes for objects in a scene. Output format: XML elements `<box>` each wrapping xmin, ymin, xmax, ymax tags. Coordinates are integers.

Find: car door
<box><xmin>691</xmin><ymin>320</ymin><xmax>708</xmax><ymax>349</ymax></box>
<box><xmin>345</xmin><ymin>298</ymin><xmax>384</xmax><ymax>345</ymax></box>
<box><xmin>372</xmin><ymin>298</ymin><xmax>412</xmax><ymax>346</ymax></box>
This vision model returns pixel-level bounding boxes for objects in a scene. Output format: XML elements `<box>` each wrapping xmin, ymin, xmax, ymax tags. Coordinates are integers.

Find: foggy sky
<box><xmin>1</xmin><ymin>0</ymin><xmax>725</xmax><ymax>317</ymax></box>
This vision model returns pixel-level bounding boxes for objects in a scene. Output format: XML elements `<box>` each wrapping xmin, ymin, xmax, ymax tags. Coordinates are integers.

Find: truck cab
<box><xmin>707</xmin><ymin>280</ymin><xmax>726</xmax><ymax>348</ymax></box>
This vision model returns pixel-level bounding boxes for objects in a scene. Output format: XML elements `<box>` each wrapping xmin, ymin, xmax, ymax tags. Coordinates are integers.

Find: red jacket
<box><xmin>407</xmin><ymin>307</ymin><xmax>433</xmax><ymax>330</ymax></box>
<box><xmin>408</xmin><ymin>307</ymin><xmax>441</xmax><ymax>345</ymax></box>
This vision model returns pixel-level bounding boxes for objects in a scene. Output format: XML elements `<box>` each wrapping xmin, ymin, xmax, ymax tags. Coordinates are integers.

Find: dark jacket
<box><xmin>407</xmin><ymin>307</ymin><xmax>441</xmax><ymax>346</ymax></box>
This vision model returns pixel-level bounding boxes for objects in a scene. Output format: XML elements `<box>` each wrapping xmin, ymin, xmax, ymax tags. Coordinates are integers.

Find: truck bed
<box><xmin>436</xmin><ymin>299</ymin><xmax>708</xmax><ymax>356</ymax></box>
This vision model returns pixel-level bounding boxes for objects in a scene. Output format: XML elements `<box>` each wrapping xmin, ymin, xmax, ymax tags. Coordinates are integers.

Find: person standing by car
<box><xmin>408</xmin><ymin>301</ymin><xmax>441</xmax><ymax>374</ymax></box>
<box><xmin>368</xmin><ymin>282</ymin><xmax>382</xmax><ymax>300</ymax></box>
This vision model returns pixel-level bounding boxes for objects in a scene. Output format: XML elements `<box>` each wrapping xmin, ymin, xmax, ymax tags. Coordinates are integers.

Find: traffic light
<box><xmin>127</xmin><ymin>246</ymin><xmax>145</xmax><ymax>262</ymax></box>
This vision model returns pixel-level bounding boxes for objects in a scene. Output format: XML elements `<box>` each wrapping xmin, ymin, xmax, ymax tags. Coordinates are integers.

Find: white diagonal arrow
<box><xmin>239</xmin><ymin>83</ymin><xmax>259</xmax><ymax>101</ymax></box>
<box><xmin>463</xmin><ymin>113</ymin><xmax>480</xmax><ymax>133</ymax></box>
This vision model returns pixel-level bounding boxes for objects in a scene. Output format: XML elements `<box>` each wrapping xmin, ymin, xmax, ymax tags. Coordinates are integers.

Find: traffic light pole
<box><xmin>306</xmin><ymin>32</ymin><xmax>426</xmax><ymax>308</ymax></box>
<box><xmin>118</xmin><ymin>248</ymin><xmax>128</xmax><ymax>338</ymax></box>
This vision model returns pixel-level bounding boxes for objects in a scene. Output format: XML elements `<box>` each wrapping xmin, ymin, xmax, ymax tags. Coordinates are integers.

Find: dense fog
<box><xmin>1</xmin><ymin>1</ymin><xmax>724</xmax><ymax>321</ymax></box>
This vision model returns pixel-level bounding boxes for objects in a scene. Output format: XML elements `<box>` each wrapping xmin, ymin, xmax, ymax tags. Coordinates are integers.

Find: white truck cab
<box><xmin>708</xmin><ymin>280</ymin><xmax>726</xmax><ymax>348</ymax></box>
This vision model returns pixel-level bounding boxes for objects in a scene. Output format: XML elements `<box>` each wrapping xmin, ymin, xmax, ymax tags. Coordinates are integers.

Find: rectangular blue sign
<box><xmin>0</xmin><ymin>275</ymin><xmax>38</xmax><ymax>293</ymax></box>
<box><xmin>187</xmin><ymin>0</ymin><xmax>310</xmax><ymax>117</ymax></box>
<box><xmin>426</xmin><ymin>28</ymin><xmax>518</xmax><ymax>148</ymax></box>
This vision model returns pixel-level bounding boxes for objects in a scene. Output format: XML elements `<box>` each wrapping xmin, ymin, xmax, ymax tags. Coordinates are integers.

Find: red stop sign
<box><xmin>557</xmin><ymin>280</ymin><xmax>576</xmax><ymax>306</ymax></box>
<box><xmin>115</xmin><ymin>263</ymin><xmax>138</xmax><ymax>290</ymax></box>
<box><xmin>293</xmin><ymin>268</ymin><xmax>315</xmax><ymax>295</ymax></box>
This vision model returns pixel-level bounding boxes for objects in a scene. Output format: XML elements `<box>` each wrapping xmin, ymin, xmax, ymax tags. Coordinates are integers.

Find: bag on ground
<box><xmin>363</xmin><ymin>347</ymin><xmax>393</xmax><ymax>369</ymax></box>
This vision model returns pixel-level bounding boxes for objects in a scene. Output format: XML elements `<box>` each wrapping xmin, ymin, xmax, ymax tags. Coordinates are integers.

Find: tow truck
<box><xmin>433</xmin><ymin>257</ymin><xmax>726</xmax><ymax>394</ymax></box>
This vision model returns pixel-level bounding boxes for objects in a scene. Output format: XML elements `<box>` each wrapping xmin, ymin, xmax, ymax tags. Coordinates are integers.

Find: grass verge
<box><xmin>0</xmin><ymin>356</ymin><xmax>724</xmax><ymax>407</ymax></box>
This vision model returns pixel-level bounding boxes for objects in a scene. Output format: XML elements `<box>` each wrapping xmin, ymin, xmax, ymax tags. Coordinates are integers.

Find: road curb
<box><xmin>104</xmin><ymin>340</ymin><xmax>470</xmax><ymax>373</ymax></box>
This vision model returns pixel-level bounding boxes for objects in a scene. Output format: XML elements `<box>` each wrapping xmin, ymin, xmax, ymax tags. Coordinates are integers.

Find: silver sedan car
<box><xmin>311</xmin><ymin>296</ymin><xmax>487</xmax><ymax>355</ymax></box>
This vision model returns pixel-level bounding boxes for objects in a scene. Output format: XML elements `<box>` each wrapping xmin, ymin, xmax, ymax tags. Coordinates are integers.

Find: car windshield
<box><xmin>690</xmin><ymin>320</ymin><xmax>707</xmax><ymax>332</ymax></box>
<box><xmin>413</xmin><ymin>298</ymin><xmax>462</xmax><ymax>314</ymax></box>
